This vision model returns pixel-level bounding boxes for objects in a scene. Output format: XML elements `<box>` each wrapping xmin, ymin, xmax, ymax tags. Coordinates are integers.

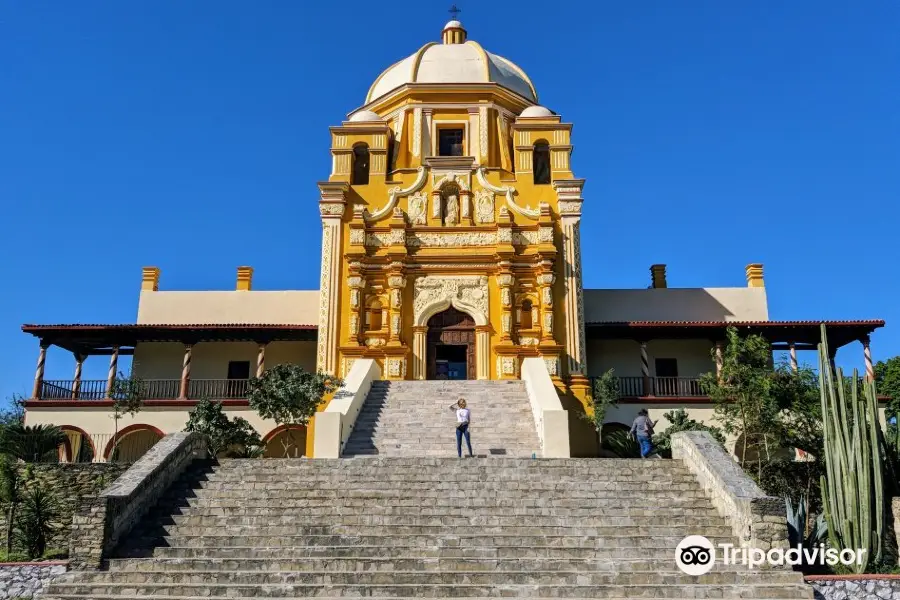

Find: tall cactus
<box><xmin>819</xmin><ymin>324</ymin><xmax>885</xmax><ymax>573</ymax></box>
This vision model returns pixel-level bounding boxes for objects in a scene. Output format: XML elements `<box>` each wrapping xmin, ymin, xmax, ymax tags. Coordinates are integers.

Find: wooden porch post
<box><xmin>179</xmin><ymin>343</ymin><xmax>193</xmax><ymax>400</ymax></box>
<box><xmin>32</xmin><ymin>343</ymin><xmax>48</xmax><ymax>399</ymax></box>
<box><xmin>862</xmin><ymin>335</ymin><xmax>874</xmax><ymax>381</ymax></box>
<box><xmin>789</xmin><ymin>343</ymin><xmax>798</xmax><ymax>373</ymax></box>
<box><xmin>256</xmin><ymin>343</ymin><xmax>267</xmax><ymax>378</ymax></box>
<box><xmin>106</xmin><ymin>346</ymin><xmax>119</xmax><ymax>397</ymax></box>
<box><xmin>714</xmin><ymin>341</ymin><xmax>724</xmax><ymax>381</ymax></box>
<box><xmin>72</xmin><ymin>353</ymin><xmax>85</xmax><ymax>399</ymax></box>
<box><xmin>639</xmin><ymin>341</ymin><xmax>651</xmax><ymax>396</ymax></box>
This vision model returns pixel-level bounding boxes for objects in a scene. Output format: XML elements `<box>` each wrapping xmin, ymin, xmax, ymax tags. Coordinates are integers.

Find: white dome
<box><xmin>366</xmin><ymin>39</ymin><xmax>538</xmax><ymax>104</ymax></box>
<box><xmin>444</xmin><ymin>20</ymin><xmax>462</xmax><ymax>29</ymax></box>
<box><xmin>519</xmin><ymin>105</ymin><xmax>554</xmax><ymax>118</ymax></box>
<box><xmin>348</xmin><ymin>110</ymin><xmax>383</xmax><ymax>122</ymax></box>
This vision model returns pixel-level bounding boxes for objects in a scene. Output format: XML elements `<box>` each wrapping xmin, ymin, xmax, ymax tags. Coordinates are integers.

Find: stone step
<box><xmin>143</xmin><ymin>524</ymin><xmax>737</xmax><ymax>537</ymax></box>
<box><xmin>156</xmin><ymin>496</ymin><xmax>714</xmax><ymax>509</ymax></box>
<box><xmin>56</xmin><ymin>569</ymin><xmax>807</xmax><ymax>586</ymax></box>
<box><xmin>159</xmin><ymin>515</ymin><xmax>730</xmax><ymax>528</ymax></box>
<box><xmin>156</xmin><ymin>504</ymin><xmax>717</xmax><ymax>517</ymax></box>
<box><xmin>145</xmin><ymin>543</ymin><xmax>730</xmax><ymax>560</ymax></box>
<box><xmin>139</xmin><ymin>533</ymin><xmax>740</xmax><ymax>549</ymax></box>
<box><xmin>193</xmin><ymin>472</ymin><xmax>699</xmax><ymax>484</ymax></box>
<box><xmin>45</xmin><ymin>582</ymin><xmax>812</xmax><ymax>598</ymax></box>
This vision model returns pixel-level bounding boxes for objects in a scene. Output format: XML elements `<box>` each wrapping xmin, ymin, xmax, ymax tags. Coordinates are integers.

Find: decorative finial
<box><xmin>448</xmin><ymin>4</ymin><xmax>462</xmax><ymax>20</ymax></box>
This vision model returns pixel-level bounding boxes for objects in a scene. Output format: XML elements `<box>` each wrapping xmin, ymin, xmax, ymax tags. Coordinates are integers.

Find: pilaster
<box><xmin>317</xmin><ymin>181</ymin><xmax>350</xmax><ymax>375</ymax></box>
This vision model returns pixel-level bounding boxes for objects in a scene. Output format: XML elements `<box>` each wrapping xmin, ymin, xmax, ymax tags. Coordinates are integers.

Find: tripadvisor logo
<box><xmin>675</xmin><ymin>535</ymin><xmax>867</xmax><ymax>573</ymax></box>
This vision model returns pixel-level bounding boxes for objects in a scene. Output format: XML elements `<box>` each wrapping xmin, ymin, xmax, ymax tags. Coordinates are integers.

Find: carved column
<box><xmin>256</xmin><ymin>343</ymin><xmax>267</xmax><ymax>378</ymax></box>
<box><xmin>412</xmin><ymin>326</ymin><xmax>428</xmax><ymax>380</ymax></box>
<box><xmin>387</xmin><ymin>273</ymin><xmax>407</xmax><ymax>346</ymax></box>
<box><xmin>316</xmin><ymin>182</ymin><xmax>349</xmax><ymax>375</ymax></box>
<box><xmin>347</xmin><ymin>275</ymin><xmax>365</xmax><ymax>345</ymax></box>
<box><xmin>32</xmin><ymin>343</ymin><xmax>48</xmax><ymax>399</ymax></box>
<box><xmin>554</xmin><ymin>180</ymin><xmax>588</xmax><ymax>390</ymax></box>
<box><xmin>476</xmin><ymin>326</ymin><xmax>491</xmax><ymax>380</ymax></box>
<box><xmin>537</xmin><ymin>272</ymin><xmax>556</xmax><ymax>343</ymax></box>
<box><xmin>72</xmin><ymin>353</ymin><xmax>85</xmax><ymax>399</ymax></box>
<box><xmin>106</xmin><ymin>346</ymin><xmax>119</xmax><ymax>398</ymax></box>
<box><xmin>179</xmin><ymin>343</ymin><xmax>193</xmax><ymax>400</ymax></box>
<box><xmin>497</xmin><ymin>272</ymin><xmax>515</xmax><ymax>344</ymax></box>
<box><xmin>788</xmin><ymin>342</ymin><xmax>798</xmax><ymax>373</ymax></box>
<box><xmin>862</xmin><ymin>335</ymin><xmax>874</xmax><ymax>381</ymax></box>
<box><xmin>640</xmin><ymin>341</ymin><xmax>651</xmax><ymax>397</ymax></box>
<box><xmin>715</xmin><ymin>341</ymin><xmax>725</xmax><ymax>380</ymax></box>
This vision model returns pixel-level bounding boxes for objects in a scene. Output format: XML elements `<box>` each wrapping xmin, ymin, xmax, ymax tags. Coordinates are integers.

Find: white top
<box><xmin>456</xmin><ymin>408</ymin><xmax>471</xmax><ymax>424</ymax></box>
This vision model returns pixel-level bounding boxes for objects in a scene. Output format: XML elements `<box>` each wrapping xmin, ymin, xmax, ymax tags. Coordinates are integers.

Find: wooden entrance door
<box><xmin>426</xmin><ymin>307</ymin><xmax>476</xmax><ymax>380</ymax></box>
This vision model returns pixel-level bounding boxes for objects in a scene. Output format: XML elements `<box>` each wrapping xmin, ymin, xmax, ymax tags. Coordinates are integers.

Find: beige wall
<box><xmin>583</xmin><ymin>287</ymin><xmax>769</xmax><ymax>323</ymax></box>
<box><xmin>137</xmin><ymin>290</ymin><xmax>319</xmax><ymax>325</ymax></box>
<box><xmin>132</xmin><ymin>341</ymin><xmax>317</xmax><ymax>380</ymax></box>
<box><xmin>586</xmin><ymin>339</ymin><xmax>717</xmax><ymax>378</ymax></box>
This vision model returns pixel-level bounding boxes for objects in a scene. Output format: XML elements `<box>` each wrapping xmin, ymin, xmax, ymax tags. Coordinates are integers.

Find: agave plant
<box><xmin>0</xmin><ymin>424</ymin><xmax>66</xmax><ymax>462</ymax></box>
<box><xmin>786</xmin><ymin>496</ymin><xmax>828</xmax><ymax>549</ymax></box>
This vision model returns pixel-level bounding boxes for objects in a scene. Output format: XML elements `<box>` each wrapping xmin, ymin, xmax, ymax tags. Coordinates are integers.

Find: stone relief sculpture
<box><xmin>444</xmin><ymin>192</ymin><xmax>459</xmax><ymax>226</ymax></box>
<box><xmin>413</xmin><ymin>275</ymin><xmax>489</xmax><ymax>326</ymax></box>
<box><xmin>474</xmin><ymin>190</ymin><xmax>494</xmax><ymax>223</ymax></box>
<box><xmin>408</xmin><ymin>191</ymin><xmax>427</xmax><ymax>225</ymax></box>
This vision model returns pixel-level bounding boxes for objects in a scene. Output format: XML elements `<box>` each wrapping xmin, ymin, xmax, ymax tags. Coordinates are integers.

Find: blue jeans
<box><xmin>456</xmin><ymin>423</ymin><xmax>473</xmax><ymax>457</ymax></box>
<box><xmin>637</xmin><ymin>435</ymin><xmax>653</xmax><ymax>458</ymax></box>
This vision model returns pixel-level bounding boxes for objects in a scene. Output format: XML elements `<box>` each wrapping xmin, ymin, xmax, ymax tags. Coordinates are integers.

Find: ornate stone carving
<box><xmin>347</xmin><ymin>276</ymin><xmax>364</xmax><ymax>289</ymax></box>
<box><xmin>387</xmin><ymin>357</ymin><xmax>406</xmax><ymax>378</ymax></box>
<box><xmin>539</xmin><ymin>226</ymin><xmax>554</xmax><ymax>243</ymax></box>
<box><xmin>408</xmin><ymin>191</ymin><xmax>427</xmax><ymax>225</ymax></box>
<box><xmin>413</xmin><ymin>108</ymin><xmax>422</xmax><ymax>158</ymax></box>
<box><xmin>558</xmin><ymin>200</ymin><xmax>582</xmax><ymax>215</ymax></box>
<box><xmin>432</xmin><ymin>172</ymin><xmax>470</xmax><ymax>192</ymax></box>
<box><xmin>365</xmin><ymin>233</ymin><xmax>388</xmax><ymax>247</ymax></box>
<box><xmin>542</xmin><ymin>286</ymin><xmax>553</xmax><ymax>307</ymax></box>
<box><xmin>391</xmin><ymin>288</ymin><xmax>401</xmax><ymax>308</ymax></box>
<box><xmin>496</xmin><ymin>356</ymin><xmax>518</xmax><ymax>378</ymax></box>
<box><xmin>501</xmin><ymin>288</ymin><xmax>511</xmax><ymax>307</ymax></box>
<box><xmin>496</xmin><ymin>274</ymin><xmax>514</xmax><ymax>287</ymax></box>
<box><xmin>501</xmin><ymin>313</ymin><xmax>511</xmax><ymax>333</ymax></box>
<box><xmin>341</xmin><ymin>357</ymin><xmax>356</xmax><ymax>378</ymax></box>
<box><xmin>498</xmin><ymin>227</ymin><xmax>512</xmax><ymax>243</ymax></box>
<box><xmin>350</xmin><ymin>289</ymin><xmax>360</xmax><ymax>309</ymax></box>
<box><xmin>413</xmin><ymin>275</ymin><xmax>489</xmax><ymax>325</ymax></box>
<box><xmin>369</xmin><ymin>166</ymin><xmax>427</xmax><ymax>222</ymax></box>
<box><xmin>444</xmin><ymin>193</ymin><xmax>459</xmax><ymax>226</ymax></box>
<box><xmin>349</xmin><ymin>314</ymin><xmax>359</xmax><ymax>335</ymax></box>
<box><xmin>316</xmin><ymin>224</ymin><xmax>334</xmax><ymax>370</ymax></box>
<box><xmin>520</xmin><ymin>336</ymin><xmax>539</xmax><ymax>347</ymax></box>
<box><xmin>350</xmin><ymin>229</ymin><xmax>365</xmax><ymax>245</ymax></box>
<box><xmin>537</xmin><ymin>273</ymin><xmax>556</xmax><ymax>286</ymax></box>
<box><xmin>512</xmin><ymin>231</ymin><xmax>538</xmax><ymax>245</ymax></box>
<box><xmin>391</xmin><ymin>314</ymin><xmax>401</xmax><ymax>335</ymax></box>
<box><xmin>365</xmin><ymin>337</ymin><xmax>386</xmax><ymax>348</ymax></box>
<box><xmin>390</xmin><ymin>228</ymin><xmax>405</xmax><ymax>245</ymax></box>
<box><xmin>476</xmin><ymin>166</ymin><xmax>539</xmax><ymax>219</ymax></box>
<box><xmin>474</xmin><ymin>190</ymin><xmax>494</xmax><ymax>224</ymax></box>
<box><xmin>543</xmin><ymin>311</ymin><xmax>553</xmax><ymax>334</ymax></box>
<box><xmin>543</xmin><ymin>356</ymin><xmax>559</xmax><ymax>376</ymax></box>
<box><xmin>319</xmin><ymin>203</ymin><xmax>344</xmax><ymax>216</ymax></box>
<box><xmin>406</xmin><ymin>232</ymin><xmax>496</xmax><ymax>247</ymax></box>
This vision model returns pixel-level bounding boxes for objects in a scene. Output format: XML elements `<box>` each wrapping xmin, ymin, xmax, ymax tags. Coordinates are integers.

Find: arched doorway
<box><xmin>427</xmin><ymin>307</ymin><xmax>476</xmax><ymax>380</ymax></box>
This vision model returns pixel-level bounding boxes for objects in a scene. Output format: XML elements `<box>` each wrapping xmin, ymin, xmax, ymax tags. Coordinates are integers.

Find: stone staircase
<box><xmin>343</xmin><ymin>380</ymin><xmax>542</xmax><ymax>458</ymax></box>
<box><xmin>45</xmin><ymin>457</ymin><xmax>813</xmax><ymax>599</ymax></box>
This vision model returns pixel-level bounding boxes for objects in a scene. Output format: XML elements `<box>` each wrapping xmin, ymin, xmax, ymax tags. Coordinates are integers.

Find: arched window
<box><xmin>533</xmin><ymin>142</ymin><xmax>550</xmax><ymax>185</ymax></box>
<box><xmin>352</xmin><ymin>144</ymin><xmax>370</xmax><ymax>185</ymax></box>
<box><xmin>520</xmin><ymin>300</ymin><xmax>533</xmax><ymax>330</ymax></box>
<box><xmin>365</xmin><ymin>299</ymin><xmax>383</xmax><ymax>331</ymax></box>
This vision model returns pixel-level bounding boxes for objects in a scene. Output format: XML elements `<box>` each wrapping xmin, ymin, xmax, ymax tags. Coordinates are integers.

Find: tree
<box><xmin>875</xmin><ymin>356</ymin><xmax>900</xmax><ymax>424</ymax></box>
<box><xmin>0</xmin><ymin>424</ymin><xmax>66</xmax><ymax>463</ymax></box>
<box><xmin>247</xmin><ymin>365</ymin><xmax>341</xmax><ymax>458</ymax></box>
<box><xmin>108</xmin><ymin>371</ymin><xmax>146</xmax><ymax>462</ymax></box>
<box><xmin>586</xmin><ymin>369</ymin><xmax>619</xmax><ymax>450</ymax></box>
<box><xmin>652</xmin><ymin>408</ymin><xmax>726</xmax><ymax>458</ymax></box>
<box><xmin>700</xmin><ymin>327</ymin><xmax>786</xmax><ymax>479</ymax></box>
<box><xmin>185</xmin><ymin>397</ymin><xmax>263</xmax><ymax>458</ymax></box>
<box><xmin>0</xmin><ymin>394</ymin><xmax>25</xmax><ymax>427</ymax></box>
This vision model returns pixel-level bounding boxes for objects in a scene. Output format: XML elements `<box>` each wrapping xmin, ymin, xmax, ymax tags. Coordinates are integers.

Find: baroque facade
<box><xmin>19</xmin><ymin>20</ymin><xmax>884</xmax><ymax>459</ymax></box>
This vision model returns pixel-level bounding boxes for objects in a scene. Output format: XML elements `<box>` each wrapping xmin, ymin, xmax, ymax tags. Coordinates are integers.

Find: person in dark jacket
<box><xmin>630</xmin><ymin>409</ymin><xmax>658</xmax><ymax>458</ymax></box>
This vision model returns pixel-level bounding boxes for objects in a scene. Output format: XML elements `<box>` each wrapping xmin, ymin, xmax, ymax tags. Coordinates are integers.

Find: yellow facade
<box><xmin>315</xmin><ymin>20</ymin><xmax>594</xmax><ymax>450</ymax></box>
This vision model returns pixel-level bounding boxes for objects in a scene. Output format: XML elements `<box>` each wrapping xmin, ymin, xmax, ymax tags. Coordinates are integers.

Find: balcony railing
<box><xmin>591</xmin><ymin>376</ymin><xmax>707</xmax><ymax>398</ymax></box>
<box><xmin>37</xmin><ymin>378</ymin><xmax>253</xmax><ymax>401</ymax></box>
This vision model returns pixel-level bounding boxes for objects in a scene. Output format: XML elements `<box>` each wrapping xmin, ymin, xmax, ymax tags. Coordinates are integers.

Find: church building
<box><xmin>20</xmin><ymin>20</ymin><xmax>884</xmax><ymax>460</ymax></box>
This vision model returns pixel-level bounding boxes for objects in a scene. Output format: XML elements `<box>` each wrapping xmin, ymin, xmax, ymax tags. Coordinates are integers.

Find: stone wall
<box><xmin>0</xmin><ymin>562</ymin><xmax>67</xmax><ymax>599</ymax></box>
<box><xmin>69</xmin><ymin>431</ymin><xmax>207</xmax><ymax>570</ymax></box>
<box><xmin>671</xmin><ymin>430</ymin><xmax>788</xmax><ymax>553</ymax></box>
<box><xmin>0</xmin><ymin>463</ymin><xmax>129</xmax><ymax>555</ymax></box>
<box><xmin>806</xmin><ymin>576</ymin><xmax>900</xmax><ymax>600</ymax></box>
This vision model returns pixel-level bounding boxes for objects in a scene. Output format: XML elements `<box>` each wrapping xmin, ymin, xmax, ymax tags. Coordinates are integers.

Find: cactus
<box><xmin>818</xmin><ymin>324</ymin><xmax>886</xmax><ymax>573</ymax></box>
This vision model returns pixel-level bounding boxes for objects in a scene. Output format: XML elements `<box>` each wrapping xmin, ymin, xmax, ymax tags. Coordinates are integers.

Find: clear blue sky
<box><xmin>1</xmin><ymin>1</ymin><xmax>898</xmax><ymax>405</ymax></box>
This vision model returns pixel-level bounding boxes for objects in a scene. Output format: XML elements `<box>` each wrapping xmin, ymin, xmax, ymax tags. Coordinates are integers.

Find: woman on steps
<box><xmin>449</xmin><ymin>398</ymin><xmax>474</xmax><ymax>458</ymax></box>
